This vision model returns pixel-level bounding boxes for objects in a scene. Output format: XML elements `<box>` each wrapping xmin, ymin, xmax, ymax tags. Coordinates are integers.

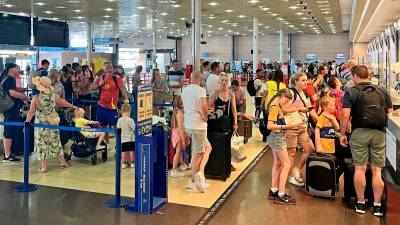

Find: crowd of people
<box><xmin>0</xmin><ymin>56</ymin><xmax>393</xmax><ymax>217</ymax></box>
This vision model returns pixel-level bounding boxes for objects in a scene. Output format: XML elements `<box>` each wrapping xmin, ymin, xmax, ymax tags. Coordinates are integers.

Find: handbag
<box><xmin>231</xmin><ymin>131</ymin><xmax>247</xmax><ymax>162</ymax></box>
<box><xmin>37</xmin><ymin>94</ymin><xmax>60</xmax><ymax>125</ymax></box>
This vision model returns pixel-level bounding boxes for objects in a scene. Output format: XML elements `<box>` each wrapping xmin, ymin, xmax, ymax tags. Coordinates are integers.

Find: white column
<box><xmin>192</xmin><ymin>0</ymin><xmax>201</xmax><ymax>71</ymax></box>
<box><xmin>86</xmin><ymin>23</ymin><xmax>92</xmax><ymax>66</ymax></box>
<box><xmin>152</xmin><ymin>33</ymin><xmax>157</xmax><ymax>69</ymax></box>
<box><xmin>252</xmin><ymin>17</ymin><xmax>259</xmax><ymax>74</ymax></box>
<box><xmin>279</xmin><ymin>30</ymin><xmax>284</xmax><ymax>63</ymax></box>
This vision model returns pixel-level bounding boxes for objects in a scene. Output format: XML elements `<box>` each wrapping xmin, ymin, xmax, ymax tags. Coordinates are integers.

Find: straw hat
<box><xmin>33</xmin><ymin>76</ymin><xmax>52</xmax><ymax>94</ymax></box>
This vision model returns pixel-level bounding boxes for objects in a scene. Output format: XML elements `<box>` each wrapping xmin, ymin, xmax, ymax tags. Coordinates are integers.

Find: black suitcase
<box><xmin>343</xmin><ymin>160</ymin><xmax>374</xmax><ymax>203</ymax></box>
<box><xmin>205</xmin><ymin>131</ymin><xmax>231</xmax><ymax>181</ymax></box>
<box><xmin>305</xmin><ymin>153</ymin><xmax>338</xmax><ymax>198</ymax></box>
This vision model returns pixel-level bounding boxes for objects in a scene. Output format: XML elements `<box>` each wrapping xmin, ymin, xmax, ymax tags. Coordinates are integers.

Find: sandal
<box><xmin>60</xmin><ymin>164</ymin><xmax>71</xmax><ymax>169</ymax></box>
<box><xmin>38</xmin><ymin>168</ymin><xmax>48</xmax><ymax>173</ymax></box>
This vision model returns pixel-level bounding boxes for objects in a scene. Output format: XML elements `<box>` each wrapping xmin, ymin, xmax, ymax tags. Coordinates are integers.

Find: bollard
<box><xmin>106</xmin><ymin>128</ymin><xmax>130</xmax><ymax>208</ymax></box>
<box><xmin>15</xmin><ymin>122</ymin><xmax>38</xmax><ymax>192</ymax></box>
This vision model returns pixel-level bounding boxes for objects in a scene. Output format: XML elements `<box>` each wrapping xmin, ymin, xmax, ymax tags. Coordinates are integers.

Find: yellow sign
<box><xmin>137</xmin><ymin>92</ymin><xmax>146</xmax><ymax>122</ymax></box>
<box><xmin>145</xmin><ymin>91</ymin><xmax>153</xmax><ymax>120</ymax></box>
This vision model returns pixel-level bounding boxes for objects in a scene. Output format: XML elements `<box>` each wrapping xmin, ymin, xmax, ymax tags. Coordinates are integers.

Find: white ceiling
<box><xmin>0</xmin><ymin>0</ymin><xmax>350</xmax><ymax>39</ymax></box>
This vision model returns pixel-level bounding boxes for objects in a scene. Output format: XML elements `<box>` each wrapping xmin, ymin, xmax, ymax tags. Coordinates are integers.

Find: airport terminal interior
<box><xmin>0</xmin><ymin>0</ymin><xmax>400</xmax><ymax>225</ymax></box>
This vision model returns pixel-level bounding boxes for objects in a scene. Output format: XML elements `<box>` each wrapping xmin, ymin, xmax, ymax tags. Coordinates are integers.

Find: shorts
<box><xmin>3</xmin><ymin>107</ymin><xmax>22</xmax><ymax>139</ymax></box>
<box><xmin>267</xmin><ymin>132</ymin><xmax>287</xmax><ymax>151</ymax></box>
<box><xmin>349</xmin><ymin>128</ymin><xmax>386</xmax><ymax>168</ymax></box>
<box><xmin>86</xmin><ymin>132</ymin><xmax>103</xmax><ymax>139</ymax></box>
<box><xmin>96</xmin><ymin>105</ymin><xmax>118</xmax><ymax>127</ymax></box>
<box><xmin>286</xmin><ymin>128</ymin><xmax>312</xmax><ymax>149</ymax></box>
<box><xmin>122</xmin><ymin>141</ymin><xmax>135</xmax><ymax>152</ymax></box>
<box><xmin>185</xmin><ymin>129</ymin><xmax>210</xmax><ymax>154</ymax></box>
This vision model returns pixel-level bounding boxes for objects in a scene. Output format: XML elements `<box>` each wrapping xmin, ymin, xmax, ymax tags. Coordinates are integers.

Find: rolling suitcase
<box><xmin>305</xmin><ymin>153</ymin><xmax>338</xmax><ymax>199</ymax></box>
<box><xmin>238</xmin><ymin>118</ymin><xmax>252</xmax><ymax>144</ymax></box>
<box><xmin>205</xmin><ymin>131</ymin><xmax>231</xmax><ymax>181</ymax></box>
<box><xmin>343</xmin><ymin>160</ymin><xmax>374</xmax><ymax>203</ymax></box>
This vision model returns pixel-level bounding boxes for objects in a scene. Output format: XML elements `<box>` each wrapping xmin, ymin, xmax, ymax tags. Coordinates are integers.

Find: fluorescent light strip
<box><xmin>356</xmin><ymin>0</ymin><xmax>385</xmax><ymax>42</ymax></box>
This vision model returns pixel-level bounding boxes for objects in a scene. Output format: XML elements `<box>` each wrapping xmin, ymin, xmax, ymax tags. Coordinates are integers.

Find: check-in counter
<box><xmin>385</xmin><ymin>111</ymin><xmax>400</xmax><ymax>225</ymax></box>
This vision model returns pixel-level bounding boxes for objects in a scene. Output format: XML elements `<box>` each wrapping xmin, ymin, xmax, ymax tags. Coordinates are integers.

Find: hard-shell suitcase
<box><xmin>205</xmin><ymin>131</ymin><xmax>231</xmax><ymax>181</ymax></box>
<box><xmin>238</xmin><ymin>118</ymin><xmax>252</xmax><ymax>144</ymax></box>
<box><xmin>305</xmin><ymin>153</ymin><xmax>338</xmax><ymax>198</ymax></box>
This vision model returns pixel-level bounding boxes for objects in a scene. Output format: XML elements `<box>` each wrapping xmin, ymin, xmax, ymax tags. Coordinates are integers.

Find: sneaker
<box><xmin>2</xmin><ymin>155</ymin><xmax>20</xmax><ymax>163</ymax></box>
<box><xmin>122</xmin><ymin>162</ymin><xmax>127</xmax><ymax>169</ymax></box>
<box><xmin>203</xmin><ymin>182</ymin><xmax>210</xmax><ymax>189</ymax></box>
<box><xmin>267</xmin><ymin>190</ymin><xmax>279</xmax><ymax>200</ymax></box>
<box><xmin>274</xmin><ymin>194</ymin><xmax>296</xmax><ymax>205</ymax></box>
<box><xmin>179</xmin><ymin>164</ymin><xmax>190</xmax><ymax>171</ymax></box>
<box><xmin>170</xmin><ymin>170</ymin><xmax>185</xmax><ymax>178</ymax></box>
<box><xmin>289</xmin><ymin>176</ymin><xmax>304</xmax><ymax>187</ymax></box>
<box><xmin>95</xmin><ymin>145</ymin><xmax>106</xmax><ymax>150</ymax></box>
<box><xmin>130</xmin><ymin>162</ymin><xmax>135</xmax><ymax>168</ymax></box>
<box><xmin>293</xmin><ymin>167</ymin><xmax>304</xmax><ymax>183</ymax></box>
<box><xmin>355</xmin><ymin>202</ymin><xmax>366</xmax><ymax>214</ymax></box>
<box><xmin>188</xmin><ymin>180</ymin><xmax>194</xmax><ymax>189</ymax></box>
<box><xmin>195</xmin><ymin>172</ymin><xmax>205</xmax><ymax>193</ymax></box>
<box><xmin>373</xmin><ymin>204</ymin><xmax>384</xmax><ymax>217</ymax></box>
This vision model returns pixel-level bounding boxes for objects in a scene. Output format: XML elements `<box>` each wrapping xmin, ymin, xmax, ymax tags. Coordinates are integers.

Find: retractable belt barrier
<box><xmin>0</xmin><ymin>121</ymin><xmax>128</xmax><ymax>208</ymax></box>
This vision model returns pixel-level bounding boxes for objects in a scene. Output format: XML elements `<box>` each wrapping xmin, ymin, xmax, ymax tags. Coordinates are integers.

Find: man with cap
<box><xmin>1</xmin><ymin>63</ymin><xmax>29</xmax><ymax>162</ymax></box>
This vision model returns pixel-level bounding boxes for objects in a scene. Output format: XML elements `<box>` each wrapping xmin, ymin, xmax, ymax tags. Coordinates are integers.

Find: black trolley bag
<box><xmin>205</xmin><ymin>131</ymin><xmax>231</xmax><ymax>181</ymax></box>
<box><xmin>305</xmin><ymin>153</ymin><xmax>339</xmax><ymax>199</ymax></box>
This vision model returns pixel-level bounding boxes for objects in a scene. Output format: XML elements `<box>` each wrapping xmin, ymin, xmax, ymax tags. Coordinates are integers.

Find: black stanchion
<box><xmin>15</xmin><ymin>122</ymin><xmax>38</xmax><ymax>192</ymax></box>
<box><xmin>106</xmin><ymin>128</ymin><xmax>130</xmax><ymax>208</ymax></box>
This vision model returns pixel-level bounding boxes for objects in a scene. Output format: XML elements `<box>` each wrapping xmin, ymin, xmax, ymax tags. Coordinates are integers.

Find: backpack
<box><xmin>353</xmin><ymin>84</ymin><xmax>387</xmax><ymax>130</ymax></box>
<box><xmin>247</xmin><ymin>79</ymin><xmax>259</xmax><ymax>96</ymax></box>
<box><xmin>0</xmin><ymin>75</ymin><xmax>15</xmax><ymax>113</ymax></box>
<box><xmin>329</xmin><ymin>91</ymin><xmax>343</xmax><ymax>120</ymax></box>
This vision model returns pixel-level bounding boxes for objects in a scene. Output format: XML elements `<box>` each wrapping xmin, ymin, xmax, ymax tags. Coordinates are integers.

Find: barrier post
<box><xmin>15</xmin><ymin>122</ymin><xmax>38</xmax><ymax>192</ymax></box>
<box><xmin>106</xmin><ymin>128</ymin><xmax>130</xmax><ymax>208</ymax></box>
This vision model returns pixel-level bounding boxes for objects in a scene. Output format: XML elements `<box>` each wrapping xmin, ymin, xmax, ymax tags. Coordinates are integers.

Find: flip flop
<box><xmin>60</xmin><ymin>164</ymin><xmax>71</xmax><ymax>169</ymax></box>
<box><xmin>38</xmin><ymin>168</ymin><xmax>48</xmax><ymax>173</ymax></box>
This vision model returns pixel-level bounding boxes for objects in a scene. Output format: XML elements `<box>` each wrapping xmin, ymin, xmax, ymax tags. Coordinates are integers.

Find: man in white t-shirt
<box><xmin>182</xmin><ymin>71</ymin><xmax>212</xmax><ymax>193</ymax></box>
<box><xmin>206</xmin><ymin>62</ymin><xmax>222</xmax><ymax>96</ymax></box>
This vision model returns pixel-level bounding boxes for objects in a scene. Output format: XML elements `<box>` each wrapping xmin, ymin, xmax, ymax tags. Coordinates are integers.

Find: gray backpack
<box><xmin>0</xmin><ymin>76</ymin><xmax>15</xmax><ymax>113</ymax></box>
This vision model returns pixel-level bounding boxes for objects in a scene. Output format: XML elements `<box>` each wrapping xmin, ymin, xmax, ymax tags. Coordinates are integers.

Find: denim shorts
<box><xmin>267</xmin><ymin>131</ymin><xmax>287</xmax><ymax>151</ymax></box>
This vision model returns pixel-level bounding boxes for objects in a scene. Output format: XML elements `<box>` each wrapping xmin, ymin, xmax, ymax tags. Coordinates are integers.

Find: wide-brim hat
<box><xmin>33</xmin><ymin>76</ymin><xmax>52</xmax><ymax>94</ymax></box>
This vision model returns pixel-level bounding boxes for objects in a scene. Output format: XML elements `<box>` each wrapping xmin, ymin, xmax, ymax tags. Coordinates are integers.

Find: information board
<box><xmin>135</xmin><ymin>85</ymin><xmax>153</xmax><ymax>136</ymax></box>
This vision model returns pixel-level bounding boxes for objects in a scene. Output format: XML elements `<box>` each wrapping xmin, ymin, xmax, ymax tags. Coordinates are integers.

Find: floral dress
<box><xmin>34</xmin><ymin>93</ymin><xmax>63</xmax><ymax>160</ymax></box>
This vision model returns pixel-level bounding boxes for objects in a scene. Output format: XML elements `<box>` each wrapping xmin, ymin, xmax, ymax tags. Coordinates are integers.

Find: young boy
<box><xmin>73</xmin><ymin>108</ymin><xmax>106</xmax><ymax>150</ymax></box>
<box><xmin>315</xmin><ymin>96</ymin><xmax>340</xmax><ymax>154</ymax></box>
<box><xmin>117</xmin><ymin>103</ymin><xmax>135</xmax><ymax>169</ymax></box>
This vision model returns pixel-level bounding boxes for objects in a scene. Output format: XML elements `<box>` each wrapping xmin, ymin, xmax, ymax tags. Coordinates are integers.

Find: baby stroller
<box><xmin>58</xmin><ymin>108</ymin><xmax>108</xmax><ymax>165</ymax></box>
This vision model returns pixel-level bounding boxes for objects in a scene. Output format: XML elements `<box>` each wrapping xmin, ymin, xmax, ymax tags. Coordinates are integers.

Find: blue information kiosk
<box><xmin>126</xmin><ymin>85</ymin><xmax>168</xmax><ymax>214</ymax></box>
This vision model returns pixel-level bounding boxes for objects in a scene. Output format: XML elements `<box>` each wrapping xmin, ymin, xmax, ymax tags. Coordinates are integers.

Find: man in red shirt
<box><xmin>91</xmin><ymin>62</ymin><xmax>129</xmax><ymax>127</ymax></box>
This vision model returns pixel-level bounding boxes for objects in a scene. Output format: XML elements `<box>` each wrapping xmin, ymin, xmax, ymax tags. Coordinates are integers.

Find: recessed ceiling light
<box><xmin>228</xmin><ymin>30</ymin><xmax>232</xmax><ymax>32</ymax></box>
<box><xmin>73</xmin><ymin>9</ymin><xmax>82</xmax><ymax>13</ymax></box>
<box><xmin>5</xmin><ymin>4</ymin><xmax>13</xmax><ymax>8</ymax></box>
<box><xmin>67</xmin><ymin>0</ymin><xmax>80</xmax><ymax>3</ymax></box>
<box><xmin>296</xmin><ymin>12</ymin><xmax>304</xmax><ymax>15</ymax></box>
<box><xmin>153</xmin><ymin>19</ymin><xmax>159</xmax><ymax>21</ymax></box>
<box><xmin>301</xmin><ymin>24</ymin><xmax>305</xmax><ymax>26</ymax></box>
<box><xmin>208</xmin><ymin>2</ymin><xmax>219</xmax><ymax>6</ymax></box>
<box><xmin>238</xmin><ymin>15</ymin><xmax>246</xmax><ymax>18</ymax></box>
<box><xmin>45</xmin><ymin>11</ymin><xmax>53</xmax><ymax>14</ymax></box>
<box><xmin>277</xmin><ymin>17</ymin><xmax>284</xmax><ymax>21</ymax></box>
<box><xmin>208</xmin><ymin>16</ymin><xmax>216</xmax><ymax>19</ymax></box>
<box><xmin>161</xmin><ymin>12</ymin><xmax>168</xmax><ymax>16</ymax></box>
<box><xmin>208</xmin><ymin>25</ymin><xmax>213</xmax><ymax>28</ymax></box>
<box><xmin>76</xmin><ymin>16</ymin><xmax>84</xmax><ymax>19</ymax></box>
<box><xmin>322</xmin><ymin>12</ymin><xmax>331</xmax><ymax>14</ymax></box>
<box><xmin>137</xmin><ymin>6</ymin><xmax>146</xmax><ymax>9</ymax></box>
<box><xmin>52</xmin><ymin>17</ymin><xmax>59</xmax><ymax>20</ymax></box>
<box><xmin>301</xmin><ymin>17</ymin><xmax>307</xmax><ymax>20</ymax></box>
<box><xmin>56</xmin><ymin>6</ymin><xmax>66</xmax><ymax>9</ymax></box>
<box><xmin>271</xmin><ymin>13</ymin><xmax>278</xmax><ymax>16</ymax></box>
<box><xmin>218</xmin><ymin>27</ymin><xmax>223</xmax><ymax>30</ymax></box>
<box><xmin>170</xmin><ymin>22</ymin><xmax>176</xmax><ymax>25</ymax></box>
<box><xmin>172</xmin><ymin>4</ymin><xmax>181</xmax><ymax>8</ymax></box>
<box><xmin>104</xmin><ymin>8</ymin><xmax>114</xmax><ymax>11</ymax></box>
<box><xmin>289</xmin><ymin>6</ymin><xmax>298</xmax><ymax>9</ymax></box>
<box><xmin>265</xmin><ymin>26</ymin><xmax>269</xmax><ymax>29</ymax></box>
<box><xmin>224</xmin><ymin>9</ymin><xmax>234</xmax><ymax>13</ymax></box>
<box><xmin>108</xmin><ymin>0</ymin><xmax>116</xmax><ymax>2</ymax></box>
<box><xmin>289</xmin><ymin>25</ymin><xmax>294</xmax><ymax>28</ymax></box>
<box><xmin>180</xmin><ymin>17</ymin><xmax>186</xmax><ymax>20</ymax></box>
<box><xmin>225</xmin><ymin>34</ymin><xmax>228</xmax><ymax>37</ymax></box>
<box><xmin>34</xmin><ymin>2</ymin><xmax>46</xmax><ymax>6</ymax></box>
<box><xmin>248</xmin><ymin>0</ymin><xmax>259</xmax><ymax>4</ymax></box>
<box><xmin>103</xmin><ymin>15</ymin><xmax>111</xmax><ymax>18</ymax></box>
<box><xmin>221</xmin><ymin>20</ymin><xmax>229</xmax><ymax>23</ymax></box>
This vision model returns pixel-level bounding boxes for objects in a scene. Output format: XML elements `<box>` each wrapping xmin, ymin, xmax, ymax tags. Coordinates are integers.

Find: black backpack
<box><xmin>247</xmin><ymin>79</ymin><xmax>258</xmax><ymax>97</ymax></box>
<box><xmin>0</xmin><ymin>75</ymin><xmax>15</xmax><ymax>113</ymax></box>
<box><xmin>353</xmin><ymin>84</ymin><xmax>387</xmax><ymax>130</ymax></box>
